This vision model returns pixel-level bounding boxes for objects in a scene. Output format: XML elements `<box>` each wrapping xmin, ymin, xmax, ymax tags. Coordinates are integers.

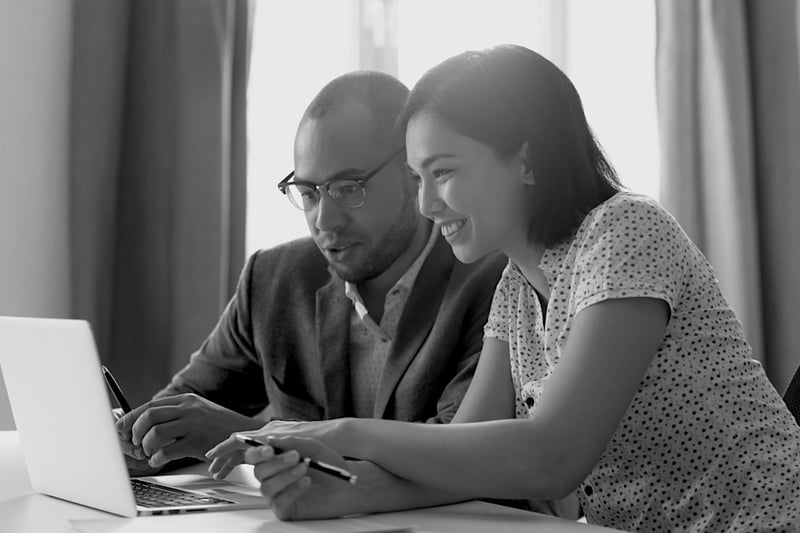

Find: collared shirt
<box><xmin>484</xmin><ymin>192</ymin><xmax>800</xmax><ymax>532</ymax></box>
<box><xmin>345</xmin><ymin>224</ymin><xmax>439</xmax><ymax>418</ymax></box>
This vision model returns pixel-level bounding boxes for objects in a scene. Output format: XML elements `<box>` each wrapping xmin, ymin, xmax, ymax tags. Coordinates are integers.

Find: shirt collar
<box><xmin>537</xmin><ymin>239</ymin><xmax>572</xmax><ymax>287</ymax></box>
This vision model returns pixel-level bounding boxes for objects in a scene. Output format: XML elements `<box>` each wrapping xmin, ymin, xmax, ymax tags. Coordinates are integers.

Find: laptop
<box><xmin>0</xmin><ymin>316</ymin><xmax>269</xmax><ymax>517</ymax></box>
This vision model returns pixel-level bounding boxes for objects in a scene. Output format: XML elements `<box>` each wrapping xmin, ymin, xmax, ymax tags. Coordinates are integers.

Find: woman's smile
<box><xmin>439</xmin><ymin>218</ymin><xmax>467</xmax><ymax>239</ymax></box>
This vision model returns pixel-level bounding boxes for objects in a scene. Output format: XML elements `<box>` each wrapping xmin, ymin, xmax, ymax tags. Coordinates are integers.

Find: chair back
<box><xmin>783</xmin><ymin>365</ymin><xmax>800</xmax><ymax>426</ymax></box>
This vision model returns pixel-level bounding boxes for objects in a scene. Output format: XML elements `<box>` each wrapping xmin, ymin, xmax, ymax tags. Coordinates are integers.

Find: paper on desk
<box><xmin>69</xmin><ymin>511</ymin><xmax>416</xmax><ymax>533</ymax></box>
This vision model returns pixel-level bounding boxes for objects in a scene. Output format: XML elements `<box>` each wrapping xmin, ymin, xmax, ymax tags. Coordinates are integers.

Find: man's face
<box><xmin>293</xmin><ymin>100</ymin><xmax>420</xmax><ymax>283</ymax></box>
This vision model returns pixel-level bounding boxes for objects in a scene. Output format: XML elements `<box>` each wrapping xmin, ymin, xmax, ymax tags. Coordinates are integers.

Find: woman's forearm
<box><xmin>344</xmin><ymin>460</ymin><xmax>473</xmax><ymax>516</ymax></box>
<box><xmin>330</xmin><ymin>300</ymin><xmax>668</xmax><ymax>502</ymax></box>
<box><xmin>340</xmin><ymin>418</ymin><xmax>575</xmax><ymax>501</ymax></box>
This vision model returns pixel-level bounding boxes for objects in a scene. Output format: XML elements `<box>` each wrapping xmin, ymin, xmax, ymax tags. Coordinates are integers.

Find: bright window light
<box><xmin>565</xmin><ymin>0</ymin><xmax>660</xmax><ymax>199</ymax></box>
<box><xmin>246</xmin><ymin>0</ymin><xmax>659</xmax><ymax>255</ymax></box>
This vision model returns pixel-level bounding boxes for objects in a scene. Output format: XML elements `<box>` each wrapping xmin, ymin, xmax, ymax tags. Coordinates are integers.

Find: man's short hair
<box><xmin>303</xmin><ymin>71</ymin><xmax>409</xmax><ymax>149</ymax></box>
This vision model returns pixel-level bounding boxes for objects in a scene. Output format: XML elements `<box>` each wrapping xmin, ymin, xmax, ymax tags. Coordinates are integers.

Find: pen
<box><xmin>101</xmin><ymin>365</ymin><xmax>132</xmax><ymax>414</ymax></box>
<box><xmin>234</xmin><ymin>433</ymin><xmax>358</xmax><ymax>484</ymax></box>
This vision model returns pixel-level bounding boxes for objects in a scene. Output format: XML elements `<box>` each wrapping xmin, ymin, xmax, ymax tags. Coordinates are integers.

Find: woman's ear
<box><xmin>516</xmin><ymin>141</ymin><xmax>535</xmax><ymax>185</ymax></box>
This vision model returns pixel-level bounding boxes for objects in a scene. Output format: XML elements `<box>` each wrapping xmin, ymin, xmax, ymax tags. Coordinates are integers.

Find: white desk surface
<box><xmin>0</xmin><ymin>431</ymin><xmax>619</xmax><ymax>533</ymax></box>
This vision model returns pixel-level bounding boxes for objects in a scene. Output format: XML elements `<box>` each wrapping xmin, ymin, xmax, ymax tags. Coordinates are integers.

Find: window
<box><xmin>564</xmin><ymin>0</ymin><xmax>660</xmax><ymax>199</ymax></box>
<box><xmin>245</xmin><ymin>1</ymin><xmax>361</xmax><ymax>254</ymax></box>
<box><xmin>246</xmin><ymin>0</ymin><xmax>659</xmax><ymax>255</ymax></box>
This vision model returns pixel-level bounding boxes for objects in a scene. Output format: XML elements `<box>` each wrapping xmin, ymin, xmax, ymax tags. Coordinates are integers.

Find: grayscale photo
<box><xmin>1</xmin><ymin>1</ymin><xmax>800</xmax><ymax>531</ymax></box>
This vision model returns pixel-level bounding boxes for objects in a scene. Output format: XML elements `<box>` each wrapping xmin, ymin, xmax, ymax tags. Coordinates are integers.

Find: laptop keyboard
<box><xmin>131</xmin><ymin>479</ymin><xmax>235</xmax><ymax>508</ymax></box>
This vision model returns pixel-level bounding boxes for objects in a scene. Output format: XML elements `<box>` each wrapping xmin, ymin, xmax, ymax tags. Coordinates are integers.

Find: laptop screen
<box><xmin>0</xmin><ymin>317</ymin><xmax>141</xmax><ymax>516</ymax></box>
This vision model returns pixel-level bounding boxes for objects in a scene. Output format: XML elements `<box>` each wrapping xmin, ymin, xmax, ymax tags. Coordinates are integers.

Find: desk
<box><xmin>0</xmin><ymin>431</ymin><xmax>618</xmax><ymax>532</ymax></box>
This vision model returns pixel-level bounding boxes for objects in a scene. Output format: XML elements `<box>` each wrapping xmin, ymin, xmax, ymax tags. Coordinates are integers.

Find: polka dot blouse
<box><xmin>484</xmin><ymin>192</ymin><xmax>800</xmax><ymax>532</ymax></box>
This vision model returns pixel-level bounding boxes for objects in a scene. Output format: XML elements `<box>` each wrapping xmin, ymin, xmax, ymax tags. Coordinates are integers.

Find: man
<box><xmin>116</xmin><ymin>71</ymin><xmax>505</xmax><ymax>473</ymax></box>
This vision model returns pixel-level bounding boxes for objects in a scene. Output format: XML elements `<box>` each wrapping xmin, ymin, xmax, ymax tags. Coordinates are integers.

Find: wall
<box><xmin>0</xmin><ymin>0</ymin><xmax>73</xmax><ymax>430</ymax></box>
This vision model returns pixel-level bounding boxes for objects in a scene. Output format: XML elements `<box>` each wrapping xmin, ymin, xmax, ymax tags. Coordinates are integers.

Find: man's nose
<box><xmin>417</xmin><ymin>178</ymin><xmax>445</xmax><ymax>220</ymax></box>
<box><xmin>312</xmin><ymin>190</ymin><xmax>347</xmax><ymax>232</ymax></box>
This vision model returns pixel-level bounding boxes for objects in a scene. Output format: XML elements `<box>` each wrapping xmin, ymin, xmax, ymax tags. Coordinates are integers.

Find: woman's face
<box><xmin>405</xmin><ymin>111</ymin><xmax>533</xmax><ymax>263</ymax></box>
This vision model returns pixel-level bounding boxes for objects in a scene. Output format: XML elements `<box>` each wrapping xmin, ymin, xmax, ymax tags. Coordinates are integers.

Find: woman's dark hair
<box><xmin>397</xmin><ymin>44</ymin><xmax>621</xmax><ymax>247</ymax></box>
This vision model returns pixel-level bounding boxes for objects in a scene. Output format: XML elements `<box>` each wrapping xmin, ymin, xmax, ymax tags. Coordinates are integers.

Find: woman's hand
<box><xmin>211</xmin><ymin>433</ymin><xmax>476</xmax><ymax>521</ymax></box>
<box><xmin>243</xmin><ymin>435</ymin><xmax>358</xmax><ymax>520</ymax></box>
<box><xmin>205</xmin><ymin>418</ymin><xmax>350</xmax><ymax>480</ymax></box>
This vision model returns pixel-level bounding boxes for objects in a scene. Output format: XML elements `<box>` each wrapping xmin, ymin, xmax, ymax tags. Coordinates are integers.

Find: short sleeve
<box><xmin>572</xmin><ymin>197</ymin><xmax>689</xmax><ymax>316</ymax></box>
<box><xmin>483</xmin><ymin>266</ymin><xmax>512</xmax><ymax>342</ymax></box>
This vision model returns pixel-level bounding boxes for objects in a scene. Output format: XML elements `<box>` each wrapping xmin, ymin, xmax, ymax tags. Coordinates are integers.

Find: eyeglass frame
<box><xmin>277</xmin><ymin>148</ymin><xmax>405</xmax><ymax>211</ymax></box>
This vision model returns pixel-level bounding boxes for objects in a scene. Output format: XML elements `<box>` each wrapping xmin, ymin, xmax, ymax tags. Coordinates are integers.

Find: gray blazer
<box><xmin>156</xmin><ymin>235</ymin><xmax>505</xmax><ymax>423</ymax></box>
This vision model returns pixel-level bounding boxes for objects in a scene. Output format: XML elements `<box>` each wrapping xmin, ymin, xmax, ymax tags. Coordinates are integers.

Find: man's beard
<box><xmin>331</xmin><ymin>188</ymin><xmax>420</xmax><ymax>283</ymax></box>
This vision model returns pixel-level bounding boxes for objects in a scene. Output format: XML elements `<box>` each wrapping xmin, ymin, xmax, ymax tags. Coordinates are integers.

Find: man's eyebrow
<box><xmin>294</xmin><ymin>167</ymin><xmax>366</xmax><ymax>183</ymax></box>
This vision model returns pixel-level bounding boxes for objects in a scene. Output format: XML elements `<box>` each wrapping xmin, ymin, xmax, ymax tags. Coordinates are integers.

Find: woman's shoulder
<box><xmin>578</xmin><ymin>191</ymin><xmax>680</xmax><ymax>239</ymax></box>
<box><xmin>590</xmin><ymin>191</ymin><xmax>668</xmax><ymax>220</ymax></box>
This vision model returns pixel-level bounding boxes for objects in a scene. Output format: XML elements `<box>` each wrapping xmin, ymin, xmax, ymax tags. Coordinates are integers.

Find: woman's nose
<box><xmin>417</xmin><ymin>178</ymin><xmax>445</xmax><ymax>220</ymax></box>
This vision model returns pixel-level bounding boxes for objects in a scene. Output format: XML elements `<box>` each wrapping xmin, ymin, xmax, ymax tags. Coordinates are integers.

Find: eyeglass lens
<box><xmin>284</xmin><ymin>180</ymin><xmax>366</xmax><ymax>211</ymax></box>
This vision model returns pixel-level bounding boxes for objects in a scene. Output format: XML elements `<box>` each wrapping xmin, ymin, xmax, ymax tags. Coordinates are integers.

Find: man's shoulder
<box><xmin>449</xmin><ymin>249</ymin><xmax>507</xmax><ymax>283</ymax></box>
<box><xmin>458</xmin><ymin>250</ymin><xmax>507</xmax><ymax>274</ymax></box>
<box><xmin>248</xmin><ymin>237</ymin><xmax>330</xmax><ymax>284</ymax></box>
<box><xmin>421</xmin><ymin>235</ymin><xmax>506</xmax><ymax>290</ymax></box>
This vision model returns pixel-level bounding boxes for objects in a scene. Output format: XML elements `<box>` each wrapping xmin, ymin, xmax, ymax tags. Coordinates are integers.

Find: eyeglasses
<box><xmin>278</xmin><ymin>149</ymin><xmax>404</xmax><ymax>211</ymax></box>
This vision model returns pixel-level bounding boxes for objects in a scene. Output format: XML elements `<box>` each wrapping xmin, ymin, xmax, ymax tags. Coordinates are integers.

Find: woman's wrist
<box><xmin>331</xmin><ymin>417</ymin><xmax>363</xmax><ymax>457</ymax></box>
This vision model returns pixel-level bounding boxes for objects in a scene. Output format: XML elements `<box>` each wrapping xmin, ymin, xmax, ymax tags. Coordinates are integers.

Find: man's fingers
<box><xmin>131</xmin><ymin>405</ymin><xmax>184</xmax><ymax>446</ymax></box>
<box><xmin>124</xmin><ymin>453</ymin><xmax>159</xmax><ymax>476</ymax></box>
<box><xmin>118</xmin><ymin>435</ymin><xmax>147</xmax><ymax>460</ymax></box>
<box><xmin>115</xmin><ymin>409</ymin><xmax>142</xmax><ymax>436</ymax></box>
<box><xmin>145</xmin><ymin>438</ymin><xmax>182</xmax><ymax>468</ymax></box>
<box><xmin>139</xmin><ymin>415</ymin><xmax>194</xmax><ymax>456</ymax></box>
<box><xmin>116</xmin><ymin>395</ymin><xmax>187</xmax><ymax>434</ymax></box>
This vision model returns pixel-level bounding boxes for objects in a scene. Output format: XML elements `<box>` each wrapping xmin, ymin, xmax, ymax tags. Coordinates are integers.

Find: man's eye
<box><xmin>337</xmin><ymin>183</ymin><xmax>361</xmax><ymax>195</ymax></box>
<box><xmin>409</xmin><ymin>173</ymin><xmax>421</xmax><ymax>186</ymax></box>
<box><xmin>296</xmin><ymin>187</ymin><xmax>316</xmax><ymax>199</ymax></box>
<box><xmin>432</xmin><ymin>169</ymin><xmax>453</xmax><ymax>179</ymax></box>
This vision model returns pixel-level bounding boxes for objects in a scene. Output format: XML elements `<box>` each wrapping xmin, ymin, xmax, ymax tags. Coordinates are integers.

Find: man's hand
<box><xmin>112</xmin><ymin>408</ymin><xmax>161</xmax><ymax>476</ymax></box>
<box><xmin>241</xmin><ymin>436</ymin><xmax>357</xmax><ymax>521</ymax></box>
<box><xmin>119</xmin><ymin>438</ymin><xmax>162</xmax><ymax>476</ymax></box>
<box><xmin>115</xmin><ymin>393</ymin><xmax>264</xmax><ymax>469</ymax></box>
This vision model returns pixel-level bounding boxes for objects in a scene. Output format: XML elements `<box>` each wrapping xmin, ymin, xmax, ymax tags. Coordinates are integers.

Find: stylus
<box><xmin>234</xmin><ymin>433</ymin><xmax>358</xmax><ymax>484</ymax></box>
<box><xmin>101</xmin><ymin>365</ymin><xmax>132</xmax><ymax>414</ymax></box>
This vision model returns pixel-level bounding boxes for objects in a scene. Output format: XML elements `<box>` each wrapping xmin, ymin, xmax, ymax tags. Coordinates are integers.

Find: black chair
<box><xmin>783</xmin><ymin>364</ymin><xmax>800</xmax><ymax>426</ymax></box>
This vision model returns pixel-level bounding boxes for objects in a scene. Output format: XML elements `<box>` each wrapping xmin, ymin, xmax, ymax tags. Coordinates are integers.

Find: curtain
<box><xmin>69</xmin><ymin>0</ymin><xmax>251</xmax><ymax>405</ymax></box>
<box><xmin>656</xmin><ymin>0</ymin><xmax>800</xmax><ymax>391</ymax></box>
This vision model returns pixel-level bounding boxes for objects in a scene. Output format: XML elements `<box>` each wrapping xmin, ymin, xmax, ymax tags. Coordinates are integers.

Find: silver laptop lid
<box><xmin>0</xmin><ymin>317</ymin><xmax>137</xmax><ymax>517</ymax></box>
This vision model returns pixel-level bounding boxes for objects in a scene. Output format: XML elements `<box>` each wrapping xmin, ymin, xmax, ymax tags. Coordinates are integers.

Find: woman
<box><xmin>208</xmin><ymin>45</ymin><xmax>800</xmax><ymax>531</ymax></box>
